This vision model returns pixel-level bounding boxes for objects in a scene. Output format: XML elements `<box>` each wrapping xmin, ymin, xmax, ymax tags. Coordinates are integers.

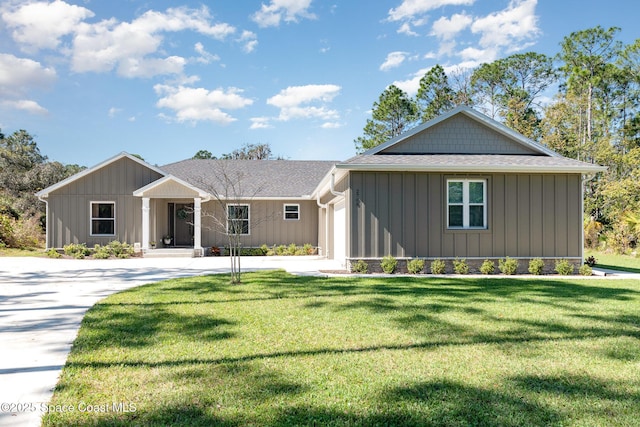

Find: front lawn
<box><xmin>44</xmin><ymin>271</ymin><xmax>640</xmax><ymax>426</ymax></box>
<box><xmin>585</xmin><ymin>249</ymin><xmax>640</xmax><ymax>273</ymax></box>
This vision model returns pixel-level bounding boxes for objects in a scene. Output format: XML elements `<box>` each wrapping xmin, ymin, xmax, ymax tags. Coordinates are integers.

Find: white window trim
<box><xmin>226</xmin><ymin>203</ymin><xmax>250</xmax><ymax>235</ymax></box>
<box><xmin>90</xmin><ymin>201</ymin><xmax>116</xmax><ymax>236</ymax></box>
<box><xmin>283</xmin><ymin>203</ymin><xmax>300</xmax><ymax>221</ymax></box>
<box><xmin>446</xmin><ymin>179</ymin><xmax>487</xmax><ymax>229</ymax></box>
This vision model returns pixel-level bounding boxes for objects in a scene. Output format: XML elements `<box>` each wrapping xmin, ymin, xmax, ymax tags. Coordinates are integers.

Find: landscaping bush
<box><xmin>406</xmin><ymin>259</ymin><xmax>425</xmax><ymax>274</ymax></box>
<box><xmin>579</xmin><ymin>264</ymin><xmax>593</xmax><ymax>276</ymax></box>
<box><xmin>380</xmin><ymin>255</ymin><xmax>397</xmax><ymax>274</ymax></box>
<box><xmin>555</xmin><ymin>259</ymin><xmax>574</xmax><ymax>275</ymax></box>
<box><xmin>287</xmin><ymin>243</ymin><xmax>298</xmax><ymax>255</ymax></box>
<box><xmin>92</xmin><ymin>244</ymin><xmax>111</xmax><ymax>259</ymax></box>
<box><xmin>275</xmin><ymin>245</ymin><xmax>287</xmax><ymax>255</ymax></box>
<box><xmin>351</xmin><ymin>259</ymin><xmax>368</xmax><ymax>274</ymax></box>
<box><xmin>499</xmin><ymin>257</ymin><xmax>518</xmax><ymax>275</ymax></box>
<box><xmin>479</xmin><ymin>259</ymin><xmax>495</xmax><ymax>275</ymax></box>
<box><xmin>303</xmin><ymin>243</ymin><xmax>314</xmax><ymax>255</ymax></box>
<box><xmin>107</xmin><ymin>240</ymin><xmax>134</xmax><ymax>258</ymax></box>
<box><xmin>528</xmin><ymin>258</ymin><xmax>545</xmax><ymax>275</ymax></box>
<box><xmin>63</xmin><ymin>243</ymin><xmax>90</xmax><ymax>259</ymax></box>
<box><xmin>453</xmin><ymin>258</ymin><xmax>469</xmax><ymax>274</ymax></box>
<box><xmin>45</xmin><ymin>248</ymin><xmax>61</xmax><ymax>258</ymax></box>
<box><xmin>430</xmin><ymin>259</ymin><xmax>446</xmax><ymax>274</ymax></box>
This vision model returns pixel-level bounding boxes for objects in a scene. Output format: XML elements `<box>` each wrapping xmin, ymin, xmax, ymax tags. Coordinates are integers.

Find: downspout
<box><xmin>316</xmin><ymin>194</ymin><xmax>329</xmax><ymax>258</ymax></box>
<box><xmin>330</xmin><ymin>172</ymin><xmax>344</xmax><ymax>197</ymax></box>
<box><xmin>37</xmin><ymin>195</ymin><xmax>49</xmax><ymax>250</ymax></box>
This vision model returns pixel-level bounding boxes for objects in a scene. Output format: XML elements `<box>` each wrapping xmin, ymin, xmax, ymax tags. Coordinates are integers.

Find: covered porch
<box><xmin>133</xmin><ymin>175</ymin><xmax>211</xmax><ymax>257</ymax></box>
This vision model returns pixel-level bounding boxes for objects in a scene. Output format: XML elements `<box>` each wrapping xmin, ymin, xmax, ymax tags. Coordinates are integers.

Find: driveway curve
<box><xmin>0</xmin><ymin>256</ymin><xmax>340</xmax><ymax>427</ymax></box>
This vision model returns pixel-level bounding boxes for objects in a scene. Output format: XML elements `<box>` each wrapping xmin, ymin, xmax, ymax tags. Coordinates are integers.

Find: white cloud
<box><xmin>397</xmin><ymin>22</ymin><xmax>419</xmax><ymax>36</ymax></box>
<box><xmin>0</xmin><ymin>54</ymin><xmax>56</xmax><ymax>91</ymax></box>
<box><xmin>388</xmin><ymin>0</ymin><xmax>475</xmax><ymax>22</ymax></box>
<box><xmin>1</xmin><ymin>100</ymin><xmax>48</xmax><ymax>115</ymax></box>
<box><xmin>471</xmin><ymin>0</ymin><xmax>539</xmax><ymax>49</ymax></box>
<box><xmin>380</xmin><ymin>51</ymin><xmax>408</xmax><ymax>71</ymax></box>
<box><xmin>108</xmin><ymin>107</ymin><xmax>121</xmax><ymax>118</ymax></box>
<box><xmin>250</xmin><ymin>117</ymin><xmax>273</xmax><ymax>129</ymax></box>
<box><xmin>194</xmin><ymin>42</ymin><xmax>220</xmax><ymax>64</ymax></box>
<box><xmin>267</xmin><ymin>84</ymin><xmax>341</xmax><ymax>122</ymax></box>
<box><xmin>70</xmin><ymin>7</ymin><xmax>235</xmax><ymax>77</ymax></box>
<box><xmin>321</xmin><ymin>121</ymin><xmax>342</xmax><ymax>129</ymax></box>
<box><xmin>237</xmin><ymin>30</ymin><xmax>258</xmax><ymax>53</ymax></box>
<box><xmin>431</xmin><ymin>13</ymin><xmax>472</xmax><ymax>40</ymax></box>
<box><xmin>1</xmin><ymin>0</ymin><xmax>94</xmax><ymax>51</ymax></box>
<box><xmin>252</xmin><ymin>0</ymin><xmax>316</xmax><ymax>28</ymax></box>
<box><xmin>392</xmin><ymin>67</ymin><xmax>430</xmax><ymax>96</ymax></box>
<box><xmin>0</xmin><ymin>53</ymin><xmax>55</xmax><ymax>114</ymax></box>
<box><xmin>154</xmin><ymin>84</ymin><xmax>253</xmax><ymax>124</ymax></box>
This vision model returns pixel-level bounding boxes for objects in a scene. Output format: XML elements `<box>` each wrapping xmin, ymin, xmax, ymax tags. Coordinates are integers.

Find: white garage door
<box><xmin>333</xmin><ymin>199</ymin><xmax>346</xmax><ymax>266</ymax></box>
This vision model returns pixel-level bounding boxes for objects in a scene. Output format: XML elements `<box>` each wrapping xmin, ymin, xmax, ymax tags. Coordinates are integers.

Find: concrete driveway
<box><xmin>0</xmin><ymin>256</ymin><xmax>341</xmax><ymax>427</ymax></box>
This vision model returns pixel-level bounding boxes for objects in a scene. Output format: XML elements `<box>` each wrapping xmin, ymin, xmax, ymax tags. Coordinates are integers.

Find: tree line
<box><xmin>0</xmin><ymin>130</ymin><xmax>84</xmax><ymax>248</ymax></box>
<box><xmin>355</xmin><ymin>26</ymin><xmax>640</xmax><ymax>253</ymax></box>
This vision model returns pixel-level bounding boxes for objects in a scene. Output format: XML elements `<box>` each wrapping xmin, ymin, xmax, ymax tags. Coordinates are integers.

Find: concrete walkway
<box><xmin>0</xmin><ymin>256</ymin><xmax>340</xmax><ymax>427</ymax></box>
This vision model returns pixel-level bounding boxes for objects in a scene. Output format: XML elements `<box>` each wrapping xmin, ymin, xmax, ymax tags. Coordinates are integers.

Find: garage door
<box><xmin>333</xmin><ymin>199</ymin><xmax>346</xmax><ymax>266</ymax></box>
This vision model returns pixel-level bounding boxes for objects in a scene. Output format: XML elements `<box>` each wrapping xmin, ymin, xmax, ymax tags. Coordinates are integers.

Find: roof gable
<box><xmin>365</xmin><ymin>106</ymin><xmax>559</xmax><ymax>157</ymax></box>
<box><xmin>36</xmin><ymin>152</ymin><xmax>166</xmax><ymax>198</ymax></box>
<box><xmin>133</xmin><ymin>175</ymin><xmax>209</xmax><ymax>199</ymax></box>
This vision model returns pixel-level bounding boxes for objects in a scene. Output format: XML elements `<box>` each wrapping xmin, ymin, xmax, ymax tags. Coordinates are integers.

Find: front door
<box><xmin>174</xmin><ymin>203</ymin><xmax>194</xmax><ymax>246</ymax></box>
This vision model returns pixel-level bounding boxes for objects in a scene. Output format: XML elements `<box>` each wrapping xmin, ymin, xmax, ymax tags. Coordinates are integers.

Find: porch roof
<box><xmin>133</xmin><ymin>175</ymin><xmax>210</xmax><ymax>199</ymax></box>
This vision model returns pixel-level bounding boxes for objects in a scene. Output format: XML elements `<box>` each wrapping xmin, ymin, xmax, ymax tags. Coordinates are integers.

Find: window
<box><xmin>90</xmin><ymin>202</ymin><xmax>115</xmax><ymax>236</ymax></box>
<box><xmin>283</xmin><ymin>204</ymin><xmax>300</xmax><ymax>220</ymax></box>
<box><xmin>227</xmin><ymin>204</ymin><xmax>249</xmax><ymax>235</ymax></box>
<box><xmin>447</xmin><ymin>180</ymin><xmax>486</xmax><ymax>229</ymax></box>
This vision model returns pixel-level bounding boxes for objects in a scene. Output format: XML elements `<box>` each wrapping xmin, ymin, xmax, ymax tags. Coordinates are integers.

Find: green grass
<box><xmin>0</xmin><ymin>246</ymin><xmax>45</xmax><ymax>257</ymax></box>
<box><xmin>43</xmin><ymin>271</ymin><xmax>640</xmax><ymax>426</ymax></box>
<box><xmin>585</xmin><ymin>249</ymin><xmax>640</xmax><ymax>273</ymax></box>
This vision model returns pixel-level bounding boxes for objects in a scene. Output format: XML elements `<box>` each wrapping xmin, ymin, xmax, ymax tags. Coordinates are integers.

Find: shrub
<box><xmin>260</xmin><ymin>244</ymin><xmax>269</xmax><ymax>255</ymax></box>
<box><xmin>453</xmin><ymin>258</ymin><xmax>469</xmax><ymax>274</ymax></box>
<box><xmin>287</xmin><ymin>243</ymin><xmax>298</xmax><ymax>256</ymax></box>
<box><xmin>585</xmin><ymin>255</ymin><xmax>597</xmax><ymax>267</ymax></box>
<box><xmin>0</xmin><ymin>214</ymin><xmax>13</xmax><ymax>247</ymax></box>
<box><xmin>579</xmin><ymin>264</ymin><xmax>593</xmax><ymax>276</ymax></box>
<box><xmin>351</xmin><ymin>259</ymin><xmax>368</xmax><ymax>274</ymax></box>
<box><xmin>64</xmin><ymin>243</ymin><xmax>90</xmax><ymax>259</ymax></box>
<box><xmin>528</xmin><ymin>258</ymin><xmax>545</xmax><ymax>275</ymax></box>
<box><xmin>46</xmin><ymin>248</ymin><xmax>61</xmax><ymax>258</ymax></box>
<box><xmin>107</xmin><ymin>240</ymin><xmax>134</xmax><ymax>258</ymax></box>
<box><xmin>380</xmin><ymin>255</ymin><xmax>397</xmax><ymax>274</ymax></box>
<box><xmin>275</xmin><ymin>245</ymin><xmax>286</xmax><ymax>256</ymax></box>
<box><xmin>499</xmin><ymin>257</ymin><xmax>518</xmax><ymax>275</ymax></box>
<box><xmin>555</xmin><ymin>259</ymin><xmax>574</xmax><ymax>275</ymax></box>
<box><xmin>430</xmin><ymin>259</ymin><xmax>446</xmax><ymax>274</ymax></box>
<box><xmin>479</xmin><ymin>259</ymin><xmax>495</xmax><ymax>275</ymax></box>
<box><xmin>93</xmin><ymin>244</ymin><xmax>111</xmax><ymax>259</ymax></box>
<box><xmin>407</xmin><ymin>259</ymin><xmax>425</xmax><ymax>274</ymax></box>
<box><xmin>303</xmin><ymin>243</ymin><xmax>314</xmax><ymax>255</ymax></box>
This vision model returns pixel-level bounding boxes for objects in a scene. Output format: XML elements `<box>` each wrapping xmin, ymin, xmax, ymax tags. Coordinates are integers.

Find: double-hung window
<box><xmin>227</xmin><ymin>204</ymin><xmax>250</xmax><ymax>235</ymax></box>
<box><xmin>447</xmin><ymin>179</ymin><xmax>487</xmax><ymax>229</ymax></box>
<box><xmin>90</xmin><ymin>202</ymin><xmax>115</xmax><ymax>236</ymax></box>
<box><xmin>283</xmin><ymin>204</ymin><xmax>300</xmax><ymax>220</ymax></box>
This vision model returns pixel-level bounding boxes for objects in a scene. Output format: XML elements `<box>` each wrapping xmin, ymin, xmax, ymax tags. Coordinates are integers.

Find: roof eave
<box><xmin>335</xmin><ymin>163</ymin><xmax>607</xmax><ymax>174</ymax></box>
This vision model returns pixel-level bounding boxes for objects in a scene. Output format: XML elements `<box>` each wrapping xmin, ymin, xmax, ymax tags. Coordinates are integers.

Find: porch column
<box><xmin>142</xmin><ymin>197</ymin><xmax>150</xmax><ymax>251</ymax></box>
<box><xmin>194</xmin><ymin>197</ymin><xmax>202</xmax><ymax>252</ymax></box>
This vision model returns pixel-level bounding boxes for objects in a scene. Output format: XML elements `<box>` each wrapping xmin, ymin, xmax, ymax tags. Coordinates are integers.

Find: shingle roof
<box><xmin>161</xmin><ymin>159</ymin><xmax>337</xmax><ymax>198</ymax></box>
<box><xmin>337</xmin><ymin>154</ymin><xmax>606</xmax><ymax>173</ymax></box>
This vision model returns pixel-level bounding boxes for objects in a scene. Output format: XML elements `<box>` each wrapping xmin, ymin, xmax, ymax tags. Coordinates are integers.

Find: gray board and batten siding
<box><xmin>347</xmin><ymin>170</ymin><xmax>582</xmax><ymax>260</ymax></box>
<box><xmin>44</xmin><ymin>156</ymin><xmax>163</xmax><ymax>248</ymax></box>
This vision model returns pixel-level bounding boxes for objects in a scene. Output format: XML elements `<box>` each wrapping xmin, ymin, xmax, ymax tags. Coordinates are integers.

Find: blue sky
<box><xmin>0</xmin><ymin>0</ymin><xmax>637</xmax><ymax>167</ymax></box>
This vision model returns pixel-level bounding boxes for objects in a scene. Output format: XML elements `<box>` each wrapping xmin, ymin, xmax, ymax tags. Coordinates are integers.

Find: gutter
<box><xmin>335</xmin><ymin>163</ymin><xmax>607</xmax><ymax>174</ymax></box>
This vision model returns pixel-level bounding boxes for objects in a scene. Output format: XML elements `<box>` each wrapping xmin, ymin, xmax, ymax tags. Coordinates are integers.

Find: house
<box><xmin>37</xmin><ymin>106</ymin><xmax>605</xmax><ymax>271</ymax></box>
